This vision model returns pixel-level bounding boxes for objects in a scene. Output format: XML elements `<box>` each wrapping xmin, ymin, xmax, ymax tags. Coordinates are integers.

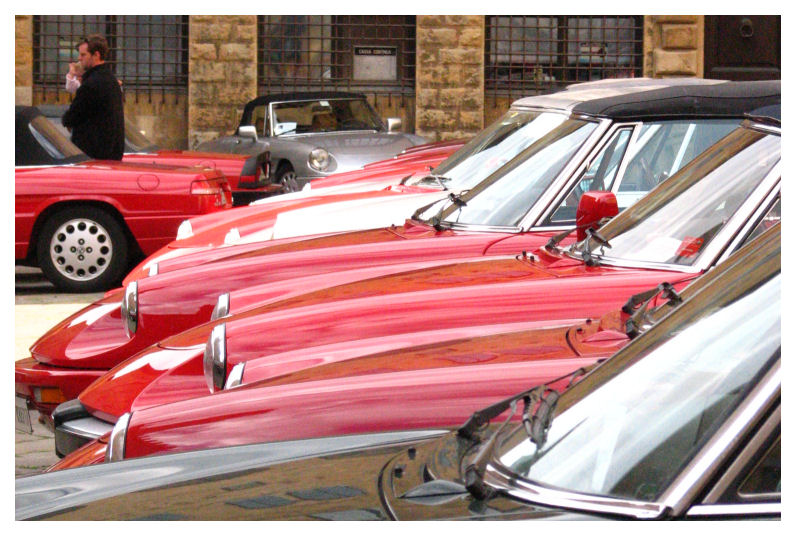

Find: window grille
<box><xmin>485</xmin><ymin>16</ymin><xmax>644</xmax><ymax>99</ymax></box>
<box><xmin>32</xmin><ymin>15</ymin><xmax>188</xmax><ymax>103</ymax></box>
<box><xmin>256</xmin><ymin>15</ymin><xmax>416</xmax><ymax>99</ymax></box>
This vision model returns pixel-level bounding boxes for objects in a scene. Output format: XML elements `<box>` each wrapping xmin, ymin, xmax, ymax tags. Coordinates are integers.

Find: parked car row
<box><xmin>15</xmin><ymin>78</ymin><xmax>780</xmax><ymax>521</ymax></box>
<box><xmin>16</xmin><ymin>92</ymin><xmax>432</xmax><ymax>290</ymax></box>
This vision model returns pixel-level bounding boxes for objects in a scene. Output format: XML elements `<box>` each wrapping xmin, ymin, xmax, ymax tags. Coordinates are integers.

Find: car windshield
<box><xmin>270</xmin><ymin>98</ymin><xmax>384</xmax><ymax>135</ymax></box>
<box><xmin>123</xmin><ymin>119</ymin><xmax>159</xmax><ymax>152</ymax></box>
<box><xmin>412</xmin><ymin>110</ymin><xmax>580</xmax><ymax>191</ymax></box>
<box><xmin>570</xmin><ymin>125</ymin><xmax>780</xmax><ymax>267</ymax></box>
<box><xmin>494</xmin><ymin>269</ymin><xmax>780</xmax><ymax>505</ymax></box>
<box><xmin>415</xmin><ymin>116</ymin><xmax>598</xmax><ymax>225</ymax></box>
<box><xmin>28</xmin><ymin>115</ymin><xmax>85</xmax><ymax>160</ymax></box>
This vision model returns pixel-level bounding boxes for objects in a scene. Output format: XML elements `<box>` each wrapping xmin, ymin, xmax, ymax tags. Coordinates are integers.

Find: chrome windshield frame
<box><xmin>524</xmin><ymin>120</ymin><xmax>644</xmax><ymax>230</ymax></box>
<box><xmin>561</xmin><ymin>157</ymin><xmax>781</xmax><ymax>273</ymax></box>
<box><xmin>433</xmin><ymin>113</ymin><xmax>612</xmax><ymax>229</ymax></box>
<box><xmin>481</xmin><ymin>358</ymin><xmax>780</xmax><ymax>520</ymax></box>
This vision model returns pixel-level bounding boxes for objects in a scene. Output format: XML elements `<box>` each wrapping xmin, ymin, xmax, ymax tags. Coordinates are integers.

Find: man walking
<box><xmin>62</xmin><ymin>34</ymin><xmax>124</xmax><ymax>160</ymax></box>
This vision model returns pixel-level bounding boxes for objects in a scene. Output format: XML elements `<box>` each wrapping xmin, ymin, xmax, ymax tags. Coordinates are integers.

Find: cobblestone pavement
<box><xmin>15</xmin><ymin>267</ymin><xmax>104</xmax><ymax>478</ymax></box>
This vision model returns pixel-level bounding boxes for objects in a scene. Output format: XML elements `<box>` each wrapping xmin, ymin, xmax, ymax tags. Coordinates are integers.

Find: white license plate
<box><xmin>15</xmin><ymin>396</ymin><xmax>32</xmax><ymax>434</ymax></box>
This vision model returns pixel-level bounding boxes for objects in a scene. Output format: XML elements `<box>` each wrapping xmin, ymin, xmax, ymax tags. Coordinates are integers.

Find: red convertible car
<box><xmin>38</xmin><ymin>104</ymin><xmax>274</xmax><ymax>206</ymax></box>
<box><xmin>125</xmin><ymin>137</ymin><xmax>464</xmax><ymax>281</ymax></box>
<box><xmin>15</xmin><ymin>106</ymin><xmax>233</xmax><ymax>291</ymax></box>
<box><xmin>27</xmin><ymin>112</ymin><xmax>781</xmax><ymax>459</ymax></box>
<box><xmin>50</xmin><ymin>221</ymin><xmax>780</xmax><ymax>469</ymax></box>
<box><xmin>19</xmin><ymin>241</ymin><xmax>780</xmax><ymax>521</ymax></box>
<box><xmin>122</xmin><ymin>77</ymin><xmax>733</xmax><ymax>284</ymax></box>
<box><xmin>13</xmin><ymin>81</ymin><xmax>779</xmax><ymax>418</ymax></box>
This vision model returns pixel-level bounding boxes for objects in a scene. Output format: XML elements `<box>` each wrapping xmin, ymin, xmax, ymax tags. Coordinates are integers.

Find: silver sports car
<box><xmin>197</xmin><ymin>91</ymin><xmax>426</xmax><ymax>191</ymax></box>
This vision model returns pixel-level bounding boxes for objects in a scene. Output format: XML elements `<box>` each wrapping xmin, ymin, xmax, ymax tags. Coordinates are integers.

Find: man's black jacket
<box><xmin>62</xmin><ymin>63</ymin><xmax>124</xmax><ymax>160</ymax></box>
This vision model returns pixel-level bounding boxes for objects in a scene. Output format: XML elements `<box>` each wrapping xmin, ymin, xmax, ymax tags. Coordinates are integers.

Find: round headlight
<box><xmin>176</xmin><ymin>220</ymin><xmax>193</xmax><ymax>240</ymax></box>
<box><xmin>211</xmin><ymin>293</ymin><xmax>230</xmax><ymax>321</ymax></box>
<box><xmin>308</xmin><ymin>148</ymin><xmax>331</xmax><ymax>171</ymax></box>
<box><xmin>106</xmin><ymin>412</ymin><xmax>131</xmax><ymax>462</ymax></box>
<box><xmin>121</xmin><ymin>281</ymin><xmax>138</xmax><ymax>338</ymax></box>
<box><xmin>203</xmin><ymin>323</ymin><xmax>227</xmax><ymax>392</ymax></box>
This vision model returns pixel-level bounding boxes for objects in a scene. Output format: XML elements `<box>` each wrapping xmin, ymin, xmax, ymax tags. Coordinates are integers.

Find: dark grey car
<box><xmin>196</xmin><ymin>91</ymin><xmax>426</xmax><ymax>190</ymax></box>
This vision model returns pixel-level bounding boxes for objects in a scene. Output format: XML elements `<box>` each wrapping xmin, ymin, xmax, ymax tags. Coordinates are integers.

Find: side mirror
<box><xmin>386</xmin><ymin>117</ymin><xmax>402</xmax><ymax>132</ymax></box>
<box><xmin>238</xmin><ymin>125</ymin><xmax>258</xmax><ymax>142</ymax></box>
<box><xmin>576</xmin><ymin>191</ymin><xmax>618</xmax><ymax>242</ymax></box>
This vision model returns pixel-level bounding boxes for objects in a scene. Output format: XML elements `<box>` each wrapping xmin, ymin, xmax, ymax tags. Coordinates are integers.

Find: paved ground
<box><xmin>14</xmin><ymin>267</ymin><xmax>104</xmax><ymax>478</ymax></box>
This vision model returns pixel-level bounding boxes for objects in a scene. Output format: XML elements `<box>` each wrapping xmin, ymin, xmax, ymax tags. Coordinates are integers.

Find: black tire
<box><xmin>275</xmin><ymin>162</ymin><xmax>300</xmax><ymax>193</ymax></box>
<box><xmin>36</xmin><ymin>206</ymin><xmax>129</xmax><ymax>292</ymax></box>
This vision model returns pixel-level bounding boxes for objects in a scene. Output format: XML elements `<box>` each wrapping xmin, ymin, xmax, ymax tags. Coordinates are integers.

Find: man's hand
<box><xmin>68</xmin><ymin>62</ymin><xmax>84</xmax><ymax>79</ymax></box>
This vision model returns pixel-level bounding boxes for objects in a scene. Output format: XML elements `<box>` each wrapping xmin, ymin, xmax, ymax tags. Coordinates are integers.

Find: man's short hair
<box><xmin>77</xmin><ymin>34</ymin><xmax>109</xmax><ymax>60</ymax></box>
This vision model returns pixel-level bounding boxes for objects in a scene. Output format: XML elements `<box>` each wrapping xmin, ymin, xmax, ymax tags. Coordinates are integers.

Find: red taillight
<box><xmin>191</xmin><ymin>178</ymin><xmax>232</xmax><ymax>208</ymax></box>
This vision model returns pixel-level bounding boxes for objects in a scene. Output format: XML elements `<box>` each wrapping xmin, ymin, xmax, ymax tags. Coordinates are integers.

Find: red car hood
<box><xmin>121</xmin><ymin>150</ymin><xmax>456</xmax><ymax>284</ymax></box>
<box><xmin>35</xmin><ymin>228</ymin><xmax>562</xmax><ymax>370</ymax></box>
<box><xmin>123</xmin><ymin>355</ymin><xmax>601</xmax><ymax>460</ymax></box>
<box><xmin>79</xmin><ymin>253</ymin><xmax>681</xmax><ymax>420</ymax></box>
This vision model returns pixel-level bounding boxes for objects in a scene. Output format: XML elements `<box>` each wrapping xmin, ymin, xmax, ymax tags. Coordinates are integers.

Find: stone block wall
<box><xmin>644</xmin><ymin>16</ymin><xmax>704</xmax><ymax>77</ymax></box>
<box><xmin>188</xmin><ymin>15</ymin><xmax>258</xmax><ymax>149</ymax></box>
<box><xmin>16</xmin><ymin>15</ymin><xmax>712</xmax><ymax>151</ymax></box>
<box><xmin>15</xmin><ymin>16</ymin><xmax>33</xmax><ymax>106</ymax></box>
<box><xmin>416</xmin><ymin>16</ymin><xmax>485</xmax><ymax>142</ymax></box>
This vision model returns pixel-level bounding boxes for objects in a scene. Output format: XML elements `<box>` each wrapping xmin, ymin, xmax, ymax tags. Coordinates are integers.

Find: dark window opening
<box><xmin>485</xmin><ymin>16</ymin><xmax>644</xmax><ymax>99</ymax></box>
<box><xmin>32</xmin><ymin>15</ymin><xmax>188</xmax><ymax>103</ymax></box>
<box><xmin>256</xmin><ymin>15</ymin><xmax>416</xmax><ymax>100</ymax></box>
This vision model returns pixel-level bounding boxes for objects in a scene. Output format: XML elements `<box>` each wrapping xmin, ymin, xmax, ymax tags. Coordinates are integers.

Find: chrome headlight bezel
<box><xmin>203</xmin><ymin>323</ymin><xmax>227</xmax><ymax>393</ymax></box>
<box><xmin>211</xmin><ymin>293</ymin><xmax>230</xmax><ymax>321</ymax></box>
<box><xmin>308</xmin><ymin>147</ymin><xmax>331</xmax><ymax>171</ymax></box>
<box><xmin>106</xmin><ymin>412</ymin><xmax>131</xmax><ymax>462</ymax></box>
<box><xmin>121</xmin><ymin>281</ymin><xmax>138</xmax><ymax>338</ymax></box>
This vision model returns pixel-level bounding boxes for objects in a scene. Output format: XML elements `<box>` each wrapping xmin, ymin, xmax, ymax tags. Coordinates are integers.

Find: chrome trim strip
<box><xmin>58</xmin><ymin>416</ymin><xmax>114</xmax><ymax>441</ymax></box>
<box><xmin>703</xmin><ymin>405</ymin><xmax>780</xmax><ymax>503</ymax></box>
<box><xmin>658</xmin><ymin>359</ymin><xmax>780</xmax><ymax>515</ymax></box>
<box><xmin>686</xmin><ymin>503</ymin><xmax>780</xmax><ymax>517</ymax></box>
<box><xmin>106</xmin><ymin>412</ymin><xmax>131</xmax><ymax>462</ymax></box>
<box><xmin>517</xmin><ymin>118</ymin><xmax>614</xmax><ymax>229</ymax></box>
<box><xmin>484</xmin><ymin>461</ymin><xmax>667</xmax><ymax>519</ymax></box>
<box><xmin>532</xmin><ymin>121</ymin><xmax>642</xmax><ymax>228</ymax></box>
<box><xmin>565</xmin><ymin>159</ymin><xmax>781</xmax><ymax>274</ymax></box>
<box><xmin>224</xmin><ymin>362</ymin><xmax>245</xmax><ymax>389</ymax></box>
<box><xmin>121</xmin><ymin>281</ymin><xmax>138</xmax><ymax>338</ymax></box>
<box><xmin>211</xmin><ymin>293</ymin><xmax>230</xmax><ymax>321</ymax></box>
<box><xmin>714</xmin><ymin>181</ymin><xmax>781</xmax><ymax>266</ymax></box>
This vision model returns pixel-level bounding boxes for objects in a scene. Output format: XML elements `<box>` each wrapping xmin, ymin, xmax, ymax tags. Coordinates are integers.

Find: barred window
<box><xmin>33</xmin><ymin>15</ymin><xmax>188</xmax><ymax>100</ymax></box>
<box><xmin>257</xmin><ymin>15</ymin><xmax>416</xmax><ymax>97</ymax></box>
<box><xmin>486</xmin><ymin>16</ymin><xmax>644</xmax><ymax>97</ymax></box>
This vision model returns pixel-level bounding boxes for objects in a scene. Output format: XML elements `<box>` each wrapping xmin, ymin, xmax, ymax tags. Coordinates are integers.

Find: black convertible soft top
<box><xmin>573</xmin><ymin>80</ymin><xmax>780</xmax><ymax>121</ymax></box>
<box><xmin>240</xmin><ymin>91</ymin><xmax>366</xmax><ymax>127</ymax></box>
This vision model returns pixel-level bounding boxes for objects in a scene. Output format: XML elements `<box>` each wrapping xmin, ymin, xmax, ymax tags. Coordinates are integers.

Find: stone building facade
<box><xmin>16</xmin><ymin>15</ymin><xmax>755</xmax><ymax>150</ymax></box>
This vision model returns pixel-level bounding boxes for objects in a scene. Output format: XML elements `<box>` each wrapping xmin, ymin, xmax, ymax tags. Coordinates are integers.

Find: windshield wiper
<box><xmin>545</xmin><ymin>217</ymin><xmax>613</xmax><ymax>251</ymax></box>
<box><xmin>460</xmin><ymin>363</ymin><xmax>602</xmax><ymax>500</ymax></box>
<box><xmin>422</xmin><ymin>174</ymin><xmax>451</xmax><ymax>191</ymax></box>
<box><xmin>419</xmin><ymin>191</ymin><xmax>469</xmax><ymax>231</ymax></box>
<box><xmin>581</xmin><ymin>228</ymin><xmax>612</xmax><ymax>267</ymax></box>
<box><xmin>622</xmin><ymin>281</ymin><xmax>685</xmax><ymax>339</ymax></box>
<box><xmin>458</xmin><ymin>361</ymin><xmax>602</xmax><ymax>442</ymax></box>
